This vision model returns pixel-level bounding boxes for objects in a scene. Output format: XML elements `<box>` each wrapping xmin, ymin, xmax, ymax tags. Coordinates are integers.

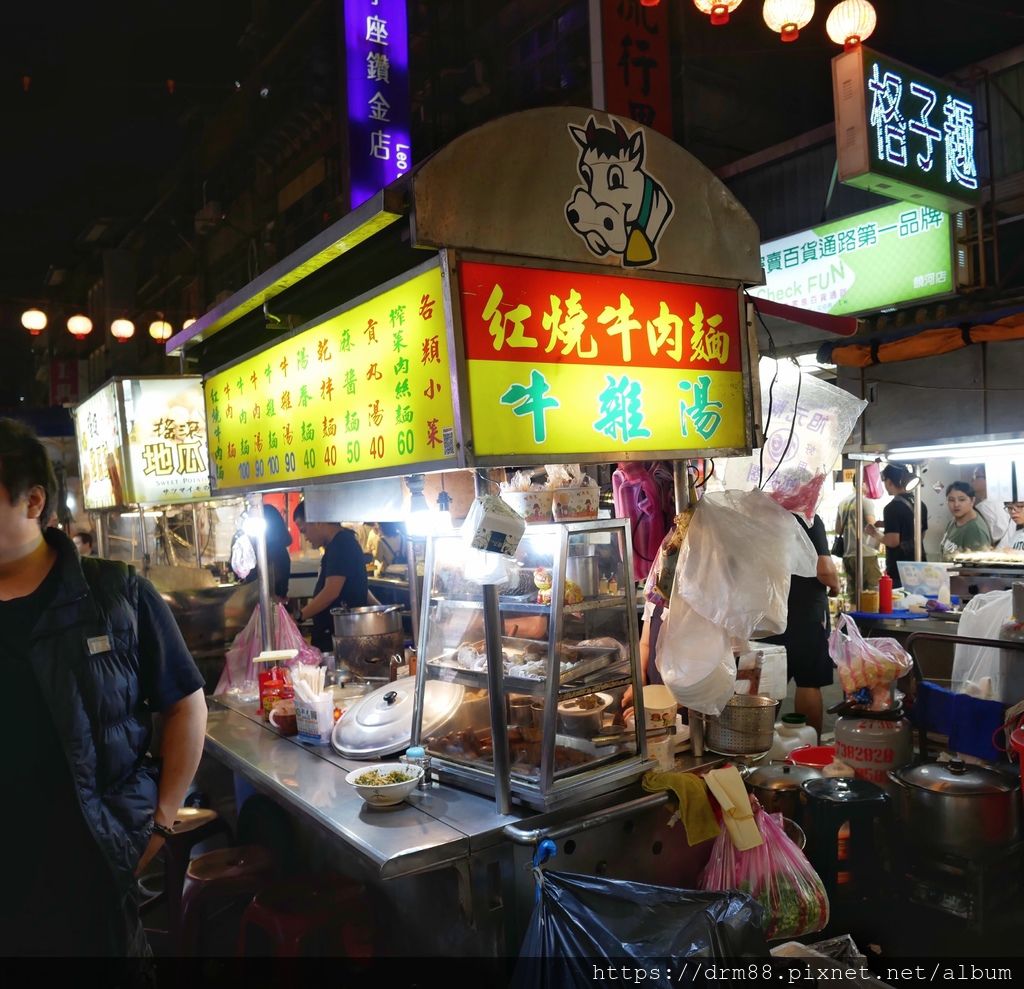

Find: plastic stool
<box><xmin>141</xmin><ymin>808</ymin><xmax>233</xmax><ymax>941</ymax></box>
<box><xmin>238</xmin><ymin>875</ymin><xmax>373</xmax><ymax>957</ymax></box>
<box><xmin>179</xmin><ymin>845</ymin><xmax>277</xmax><ymax>956</ymax></box>
<box><xmin>801</xmin><ymin>777</ymin><xmax>890</xmax><ymax>897</ymax></box>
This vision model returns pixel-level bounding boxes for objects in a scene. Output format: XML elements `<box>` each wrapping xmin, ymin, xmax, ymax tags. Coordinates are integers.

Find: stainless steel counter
<box><xmin>205</xmin><ymin>693</ymin><xmax>725</xmax><ymax>878</ymax></box>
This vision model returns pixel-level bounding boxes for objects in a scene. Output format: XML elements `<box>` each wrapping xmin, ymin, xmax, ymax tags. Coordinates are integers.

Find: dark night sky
<box><xmin>1</xmin><ymin>0</ymin><xmax>1023</xmax><ymax>309</ymax></box>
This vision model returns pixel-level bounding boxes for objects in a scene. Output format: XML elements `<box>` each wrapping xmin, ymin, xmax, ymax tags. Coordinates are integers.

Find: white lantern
<box><xmin>763</xmin><ymin>0</ymin><xmax>815</xmax><ymax>41</ymax></box>
<box><xmin>67</xmin><ymin>314</ymin><xmax>93</xmax><ymax>339</ymax></box>
<box><xmin>826</xmin><ymin>0</ymin><xmax>876</xmax><ymax>49</ymax></box>
<box><xmin>148</xmin><ymin>318</ymin><xmax>173</xmax><ymax>342</ymax></box>
<box><xmin>21</xmin><ymin>308</ymin><xmax>47</xmax><ymax>335</ymax></box>
<box><xmin>182</xmin><ymin>317</ymin><xmax>197</xmax><ymax>330</ymax></box>
<box><xmin>694</xmin><ymin>0</ymin><xmax>743</xmax><ymax>25</ymax></box>
<box><xmin>111</xmin><ymin>318</ymin><xmax>135</xmax><ymax>343</ymax></box>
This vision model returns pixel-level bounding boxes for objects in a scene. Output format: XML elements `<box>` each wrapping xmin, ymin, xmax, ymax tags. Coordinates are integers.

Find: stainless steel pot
<box><xmin>566</xmin><ymin>556</ymin><xmax>599</xmax><ymax>597</ymax></box>
<box><xmin>888</xmin><ymin>760</ymin><xmax>1021</xmax><ymax>857</ymax></box>
<box><xmin>744</xmin><ymin>762</ymin><xmax>824</xmax><ymax>822</ymax></box>
<box><xmin>332</xmin><ymin>605</ymin><xmax>404</xmax><ymax>679</ymax></box>
<box><xmin>331</xmin><ymin>604</ymin><xmax>402</xmax><ymax>638</ymax></box>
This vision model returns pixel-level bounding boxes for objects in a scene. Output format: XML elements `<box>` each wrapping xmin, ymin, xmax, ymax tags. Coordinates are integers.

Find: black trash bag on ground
<box><xmin>512</xmin><ymin>870</ymin><xmax>769</xmax><ymax>989</ymax></box>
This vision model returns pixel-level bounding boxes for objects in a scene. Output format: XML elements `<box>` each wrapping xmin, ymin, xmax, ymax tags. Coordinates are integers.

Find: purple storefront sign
<box><xmin>344</xmin><ymin>0</ymin><xmax>411</xmax><ymax>209</ymax></box>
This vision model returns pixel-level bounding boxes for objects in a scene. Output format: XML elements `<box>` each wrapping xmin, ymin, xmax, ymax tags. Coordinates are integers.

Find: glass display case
<box><xmin>412</xmin><ymin>519</ymin><xmax>650</xmax><ymax>811</ymax></box>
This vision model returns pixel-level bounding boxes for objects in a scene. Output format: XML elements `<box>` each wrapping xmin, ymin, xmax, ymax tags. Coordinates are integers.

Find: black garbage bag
<box><xmin>513</xmin><ymin>870</ymin><xmax>769</xmax><ymax>989</ymax></box>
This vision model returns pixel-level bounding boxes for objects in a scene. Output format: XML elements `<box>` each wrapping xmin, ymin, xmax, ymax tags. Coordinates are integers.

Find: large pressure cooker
<box><xmin>888</xmin><ymin>760</ymin><xmax>1021</xmax><ymax>858</ymax></box>
<box><xmin>332</xmin><ymin>604</ymin><xmax>404</xmax><ymax>679</ymax></box>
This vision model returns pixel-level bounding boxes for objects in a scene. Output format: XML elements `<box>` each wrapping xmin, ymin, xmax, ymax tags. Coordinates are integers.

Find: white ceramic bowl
<box><xmin>346</xmin><ymin>762</ymin><xmax>424</xmax><ymax>807</ymax></box>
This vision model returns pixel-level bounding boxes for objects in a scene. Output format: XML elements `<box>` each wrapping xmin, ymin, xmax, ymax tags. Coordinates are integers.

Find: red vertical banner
<box><xmin>601</xmin><ymin>0</ymin><xmax>673</xmax><ymax>139</ymax></box>
<box><xmin>50</xmin><ymin>360</ymin><xmax>81</xmax><ymax>406</ymax></box>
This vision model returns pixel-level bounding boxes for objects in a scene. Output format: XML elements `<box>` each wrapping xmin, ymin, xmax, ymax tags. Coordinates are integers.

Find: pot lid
<box><xmin>893</xmin><ymin>760</ymin><xmax>1018</xmax><ymax>796</ymax></box>
<box><xmin>801</xmin><ymin>777</ymin><xmax>889</xmax><ymax>804</ymax></box>
<box><xmin>747</xmin><ymin>762</ymin><xmax>823</xmax><ymax>790</ymax></box>
<box><xmin>332</xmin><ymin>676</ymin><xmax>464</xmax><ymax>759</ymax></box>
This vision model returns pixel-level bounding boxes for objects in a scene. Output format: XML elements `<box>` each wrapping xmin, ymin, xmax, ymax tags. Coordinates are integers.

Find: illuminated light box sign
<box><xmin>75</xmin><ymin>382</ymin><xmax>126</xmax><ymax>510</ymax></box>
<box><xmin>457</xmin><ymin>260</ymin><xmax>749</xmax><ymax>462</ymax></box>
<box><xmin>74</xmin><ymin>377</ymin><xmax>211</xmax><ymax>508</ymax></box>
<box><xmin>748</xmin><ymin>202</ymin><xmax>954</xmax><ymax>317</ymax></box>
<box><xmin>345</xmin><ymin>0</ymin><xmax>410</xmax><ymax>209</ymax></box>
<box><xmin>122</xmin><ymin>378</ymin><xmax>211</xmax><ymax>505</ymax></box>
<box><xmin>205</xmin><ymin>263</ymin><xmax>456</xmax><ymax>492</ymax></box>
<box><xmin>833</xmin><ymin>46</ymin><xmax>979</xmax><ymax>214</ymax></box>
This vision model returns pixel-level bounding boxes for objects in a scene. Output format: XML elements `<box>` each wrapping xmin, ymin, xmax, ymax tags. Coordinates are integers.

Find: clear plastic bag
<box><xmin>214</xmin><ymin>602</ymin><xmax>322</xmax><ymax>695</ymax></box>
<box><xmin>677</xmin><ymin>490</ymin><xmax>818</xmax><ymax>639</ymax></box>
<box><xmin>829</xmin><ymin>614</ymin><xmax>912</xmax><ymax>702</ymax></box>
<box><xmin>722</xmin><ymin>360</ymin><xmax>867</xmax><ymax>522</ymax></box>
<box><xmin>951</xmin><ymin>589</ymin><xmax>1024</xmax><ymax>703</ymax></box>
<box><xmin>700</xmin><ymin>803</ymin><xmax>830</xmax><ymax>942</ymax></box>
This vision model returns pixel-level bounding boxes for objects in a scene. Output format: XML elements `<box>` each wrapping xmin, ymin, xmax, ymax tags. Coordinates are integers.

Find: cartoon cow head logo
<box><xmin>565</xmin><ymin>116</ymin><xmax>674</xmax><ymax>267</ymax></box>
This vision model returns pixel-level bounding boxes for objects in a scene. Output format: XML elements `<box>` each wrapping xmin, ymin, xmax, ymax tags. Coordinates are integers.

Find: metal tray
<box><xmin>426</xmin><ymin>636</ymin><xmax>619</xmax><ymax>691</ymax></box>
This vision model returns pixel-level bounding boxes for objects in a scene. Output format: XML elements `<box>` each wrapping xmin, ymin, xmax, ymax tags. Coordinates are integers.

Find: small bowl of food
<box><xmin>346</xmin><ymin>763</ymin><xmax>424</xmax><ymax>807</ymax></box>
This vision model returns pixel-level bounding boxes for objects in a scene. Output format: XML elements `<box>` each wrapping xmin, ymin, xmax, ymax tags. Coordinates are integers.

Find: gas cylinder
<box><xmin>834</xmin><ymin>707</ymin><xmax>912</xmax><ymax>790</ymax></box>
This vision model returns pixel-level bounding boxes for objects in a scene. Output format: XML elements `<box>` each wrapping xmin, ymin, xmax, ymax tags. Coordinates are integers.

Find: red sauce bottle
<box><xmin>878</xmin><ymin>573</ymin><xmax>893</xmax><ymax>614</ymax></box>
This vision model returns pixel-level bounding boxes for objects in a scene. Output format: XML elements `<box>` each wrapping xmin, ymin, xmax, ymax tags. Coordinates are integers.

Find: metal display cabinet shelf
<box><xmin>413</xmin><ymin>519</ymin><xmax>650</xmax><ymax>812</ymax></box>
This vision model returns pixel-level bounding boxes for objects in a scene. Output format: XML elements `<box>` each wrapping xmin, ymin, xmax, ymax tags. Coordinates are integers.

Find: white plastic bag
<box><xmin>952</xmin><ymin>590</ymin><xmax>1024</xmax><ymax>704</ymax></box>
<box><xmin>678</xmin><ymin>490</ymin><xmax>818</xmax><ymax>639</ymax></box>
<box><xmin>656</xmin><ymin>600</ymin><xmax>737</xmax><ymax>716</ymax></box>
<box><xmin>829</xmin><ymin>613</ymin><xmax>912</xmax><ymax>704</ymax></box>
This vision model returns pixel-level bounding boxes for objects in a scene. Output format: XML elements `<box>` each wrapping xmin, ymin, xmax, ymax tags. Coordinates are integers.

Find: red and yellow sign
<box><xmin>458</xmin><ymin>260</ymin><xmax>747</xmax><ymax>459</ymax></box>
<box><xmin>205</xmin><ymin>265</ymin><xmax>456</xmax><ymax>490</ymax></box>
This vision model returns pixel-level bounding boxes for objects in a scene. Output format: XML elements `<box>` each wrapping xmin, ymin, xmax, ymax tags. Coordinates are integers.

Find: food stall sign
<box><xmin>345</xmin><ymin>0</ymin><xmax>411</xmax><ymax>209</ymax></box>
<box><xmin>205</xmin><ymin>261</ymin><xmax>457</xmax><ymax>492</ymax></box>
<box><xmin>120</xmin><ymin>377</ymin><xmax>211</xmax><ymax>505</ymax></box>
<box><xmin>454</xmin><ymin>258</ymin><xmax>750</xmax><ymax>464</ymax></box>
<box><xmin>833</xmin><ymin>46</ymin><xmax>980</xmax><ymax>215</ymax></box>
<box><xmin>747</xmin><ymin>201</ymin><xmax>955</xmax><ymax>317</ymax></box>
<box><xmin>74</xmin><ymin>381</ymin><xmax>126</xmax><ymax>510</ymax></box>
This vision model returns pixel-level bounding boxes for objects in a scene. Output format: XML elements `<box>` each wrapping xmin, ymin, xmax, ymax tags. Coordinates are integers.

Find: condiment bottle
<box><xmin>878</xmin><ymin>573</ymin><xmax>893</xmax><ymax>614</ymax></box>
<box><xmin>608</xmin><ymin>574</ymin><xmax>618</xmax><ymax>595</ymax></box>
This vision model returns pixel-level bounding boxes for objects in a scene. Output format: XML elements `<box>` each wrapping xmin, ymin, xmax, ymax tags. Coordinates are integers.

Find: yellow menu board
<box><xmin>205</xmin><ymin>264</ymin><xmax>456</xmax><ymax>491</ymax></box>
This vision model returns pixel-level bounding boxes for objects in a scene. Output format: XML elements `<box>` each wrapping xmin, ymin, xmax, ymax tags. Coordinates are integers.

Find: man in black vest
<box><xmin>0</xmin><ymin>419</ymin><xmax>207</xmax><ymax>958</ymax></box>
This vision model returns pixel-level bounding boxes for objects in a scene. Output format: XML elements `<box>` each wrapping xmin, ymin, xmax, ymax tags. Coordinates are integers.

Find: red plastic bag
<box><xmin>215</xmin><ymin>602</ymin><xmax>322</xmax><ymax>694</ymax></box>
<box><xmin>699</xmin><ymin>802</ymin><xmax>829</xmax><ymax>942</ymax></box>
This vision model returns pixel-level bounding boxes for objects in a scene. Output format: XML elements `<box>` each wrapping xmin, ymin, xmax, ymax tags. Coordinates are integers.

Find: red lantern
<box><xmin>67</xmin><ymin>314</ymin><xmax>93</xmax><ymax>339</ymax></box>
<box><xmin>111</xmin><ymin>318</ymin><xmax>135</xmax><ymax>343</ymax></box>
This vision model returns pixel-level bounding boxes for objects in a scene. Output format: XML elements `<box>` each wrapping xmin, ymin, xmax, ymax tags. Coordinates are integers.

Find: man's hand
<box><xmin>135</xmin><ymin>833</ymin><xmax>166</xmax><ymax>876</ymax></box>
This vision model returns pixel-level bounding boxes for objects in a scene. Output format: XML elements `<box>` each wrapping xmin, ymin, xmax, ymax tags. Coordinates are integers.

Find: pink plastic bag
<box><xmin>699</xmin><ymin>802</ymin><xmax>829</xmax><ymax>941</ymax></box>
<box><xmin>214</xmin><ymin>602</ymin><xmax>322</xmax><ymax>694</ymax></box>
<box><xmin>829</xmin><ymin>613</ymin><xmax>912</xmax><ymax>701</ymax></box>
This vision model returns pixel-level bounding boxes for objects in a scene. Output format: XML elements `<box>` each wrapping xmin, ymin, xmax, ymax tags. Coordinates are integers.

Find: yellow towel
<box><xmin>642</xmin><ymin>769</ymin><xmax>721</xmax><ymax>846</ymax></box>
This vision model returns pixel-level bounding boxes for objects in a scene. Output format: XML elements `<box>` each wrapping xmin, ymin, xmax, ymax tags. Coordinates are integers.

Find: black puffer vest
<box><xmin>31</xmin><ymin>529</ymin><xmax>159</xmax><ymax>892</ymax></box>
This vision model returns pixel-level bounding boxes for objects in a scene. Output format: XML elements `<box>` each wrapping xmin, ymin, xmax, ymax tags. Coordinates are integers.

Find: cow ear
<box><xmin>569</xmin><ymin>124</ymin><xmax>590</xmax><ymax>149</ymax></box>
<box><xmin>627</xmin><ymin>129</ymin><xmax>645</xmax><ymax>162</ymax></box>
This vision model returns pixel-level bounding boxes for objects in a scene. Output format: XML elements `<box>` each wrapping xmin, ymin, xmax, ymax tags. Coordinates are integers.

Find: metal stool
<box><xmin>237</xmin><ymin>875</ymin><xmax>373</xmax><ymax>957</ymax></box>
<box><xmin>801</xmin><ymin>777</ymin><xmax>890</xmax><ymax>898</ymax></box>
<box><xmin>178</xmin><ymin>845</ymin><xmax>277</xmax><ymax>956</ymax></box>
<box><xmin>140</xmin><ymin>807</ymin><xmax>233</xmax><ymax>951</ymax></box>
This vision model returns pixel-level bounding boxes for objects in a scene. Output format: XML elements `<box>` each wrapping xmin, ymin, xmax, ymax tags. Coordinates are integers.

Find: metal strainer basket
<box><xmin>705</xmin><ymin>695</ymin><xmax>776</xmax><ymax>756</ymax></box>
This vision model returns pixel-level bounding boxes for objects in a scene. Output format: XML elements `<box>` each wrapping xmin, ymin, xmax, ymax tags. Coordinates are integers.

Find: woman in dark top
<box><xmin>867</xmin><ymin>465</ymin><xmax>928</xmax><ymax>587</ymax></box>
<box><xmin>763</xmin><ymin>513</ymin><xmax>839</xmax><ymax>739</ymax></box>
